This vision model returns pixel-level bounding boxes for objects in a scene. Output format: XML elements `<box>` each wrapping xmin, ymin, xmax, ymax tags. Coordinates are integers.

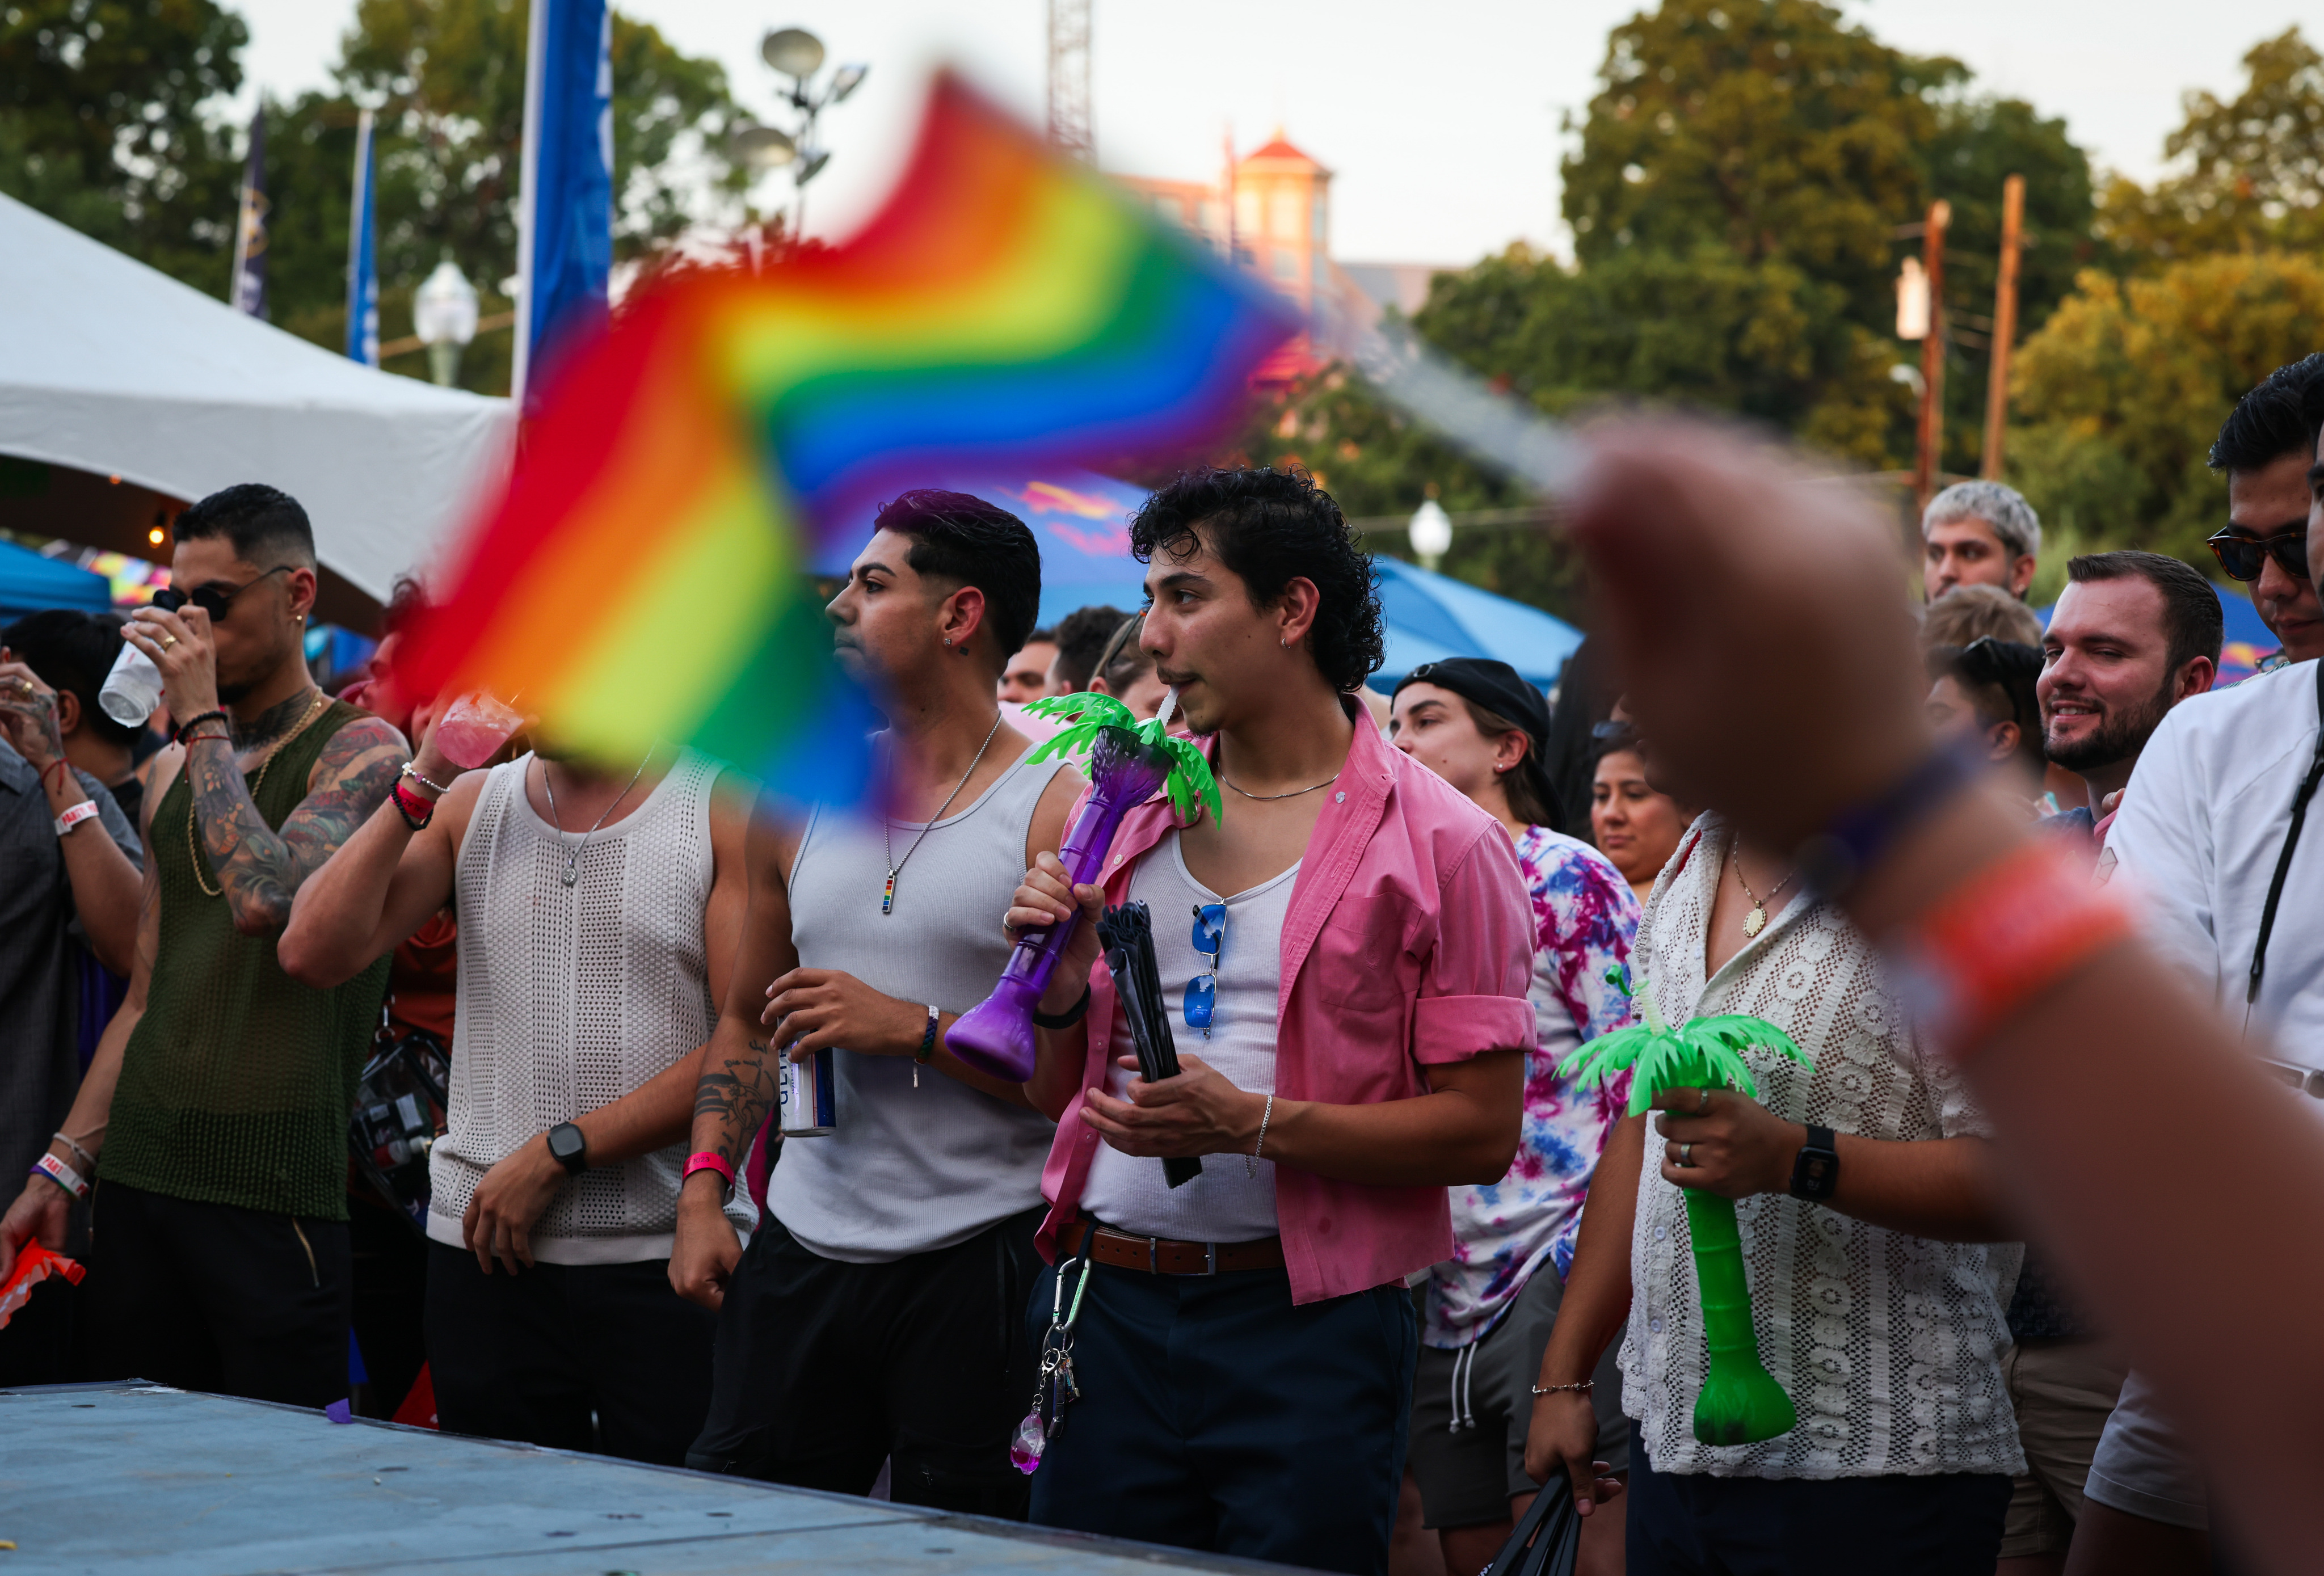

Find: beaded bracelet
<box><xmin>390</xmin><ymin>777</ymin><xmax>435</xmax><ymax>832</ymax></box>
<box><xmin>173</xmin><ymin>709</ymin><xmax>229</xmax><ymax>748</ymax></box>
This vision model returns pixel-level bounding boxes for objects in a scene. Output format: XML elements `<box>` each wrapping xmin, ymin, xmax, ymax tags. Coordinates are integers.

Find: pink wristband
<box><xmin>683</xmin><ymin>1152</ymin><xmax>735</xmax><ymax>1193</ymax></box>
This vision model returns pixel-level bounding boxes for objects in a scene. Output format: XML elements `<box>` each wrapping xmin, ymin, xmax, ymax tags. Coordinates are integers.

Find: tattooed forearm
<box><xmin>191</xmin><ymin>708</ymin><xmax>409</xmax><ymax>937</ymax></box>
<box><xmin>693</xmin><ymin>1039</ymin><xmax>778</xmax><ymax>1171</ymax></box>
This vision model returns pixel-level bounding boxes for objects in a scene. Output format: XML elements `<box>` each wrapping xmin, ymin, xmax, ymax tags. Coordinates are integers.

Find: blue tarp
<box><xmin>821</xmin><ymin>470</ymin><xmax>1582</xmax><ymax>690</ymax></box>
<box><xmin>0</xmin><ymin>539</ymin><xmax>112</xmax><ymax>622</ymax></box>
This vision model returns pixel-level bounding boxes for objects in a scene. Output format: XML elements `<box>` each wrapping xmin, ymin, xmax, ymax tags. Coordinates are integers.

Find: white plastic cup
<box><xmin>99</xmin><ymin>641</ymin><xmax>164</xmax><ymax>727</ymax></box>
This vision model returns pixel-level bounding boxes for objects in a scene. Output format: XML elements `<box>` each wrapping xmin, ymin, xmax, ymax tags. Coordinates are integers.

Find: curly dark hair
<box><xmin>1128</xmin><ymin>466</ymin><xmax>1383</xmax><ymax>692</ymax></box>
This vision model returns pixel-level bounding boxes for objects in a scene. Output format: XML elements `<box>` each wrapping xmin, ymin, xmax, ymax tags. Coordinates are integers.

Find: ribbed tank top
<box><xmin>426</xmin><ymin>750</ymin><xmax>756</xmax><ymax>1263</ymax></box>
<box><xmin>105</xmin><ymin>699</ymin><xmax>391</xmax><ymax>1221</ymax></box>
<box><xmin>771</xmin><ymin>743</ymin><xmax>1070</xmax><ymax>1263</ymax></box>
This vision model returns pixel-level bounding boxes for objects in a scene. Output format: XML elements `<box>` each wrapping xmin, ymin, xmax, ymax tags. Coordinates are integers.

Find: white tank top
<box><xmin>771</xmin><ymin>743</ymin><xmax>1071</xmax><ymax>1262</ymax></box>
<box><xmin>1080</xmin><ymin>831</ymin><xmax>1298</xmax><ymax>1242</ymax></box>
<box><xmin>427</xmin><ymin>749</ymin><xmax>757</xmax><ymax>1264</ymax></box>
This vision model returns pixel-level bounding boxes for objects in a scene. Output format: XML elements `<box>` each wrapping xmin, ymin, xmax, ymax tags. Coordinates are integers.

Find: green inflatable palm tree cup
<box><xmin>1560</xmin><ymin>970</ymin><xmax>1812</xmax><ymax>1447</ymax></box>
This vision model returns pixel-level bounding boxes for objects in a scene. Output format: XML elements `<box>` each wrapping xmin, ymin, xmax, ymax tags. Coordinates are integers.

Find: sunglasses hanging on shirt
<box><xmin>1184</xmin><ymin>901</ymin><xmax>1223</xmax><ymax>1035</ymax></box>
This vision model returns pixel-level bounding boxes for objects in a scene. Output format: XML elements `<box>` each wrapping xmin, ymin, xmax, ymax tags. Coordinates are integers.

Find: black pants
<box><xmin>347</xmin><ymin>1192</ymin><xmax>429</xmax><ymax>1418</ymax></box>
<box><xmin>1025</xmin><ymin>1261</ymin><xmax>1417</xmax><ymax>1576</ymax></box>
<box><xmin>687</xmin><ymin>1207</ymin><xmax>1043</xmax><ymax>1518</ymax></box>
<box><xmin>86</xmin><ymin>1180</ymin><xmax>351</xmax><ymax>1410</ymax></box>
<box><xmin>423</xmin><ymin>1241</ymin><xmax>715</xmax><ymax>1465</ymax></box>
<box><xmin>1627</xmin><ymin>1422</ymin><xmax>2012</xmax><ymax>1575</ymax></box>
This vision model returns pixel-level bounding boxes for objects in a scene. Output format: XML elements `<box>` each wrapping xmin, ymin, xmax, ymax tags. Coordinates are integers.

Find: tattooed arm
<box><xmin>670</xmin><ymin>802</ymin><xmax>800</xmax><ymax>1310</ymax></box>
<box><xmin>183</xmin><ymin>707</ymin><xmax>410</xmax><ymax>938</ymax></box>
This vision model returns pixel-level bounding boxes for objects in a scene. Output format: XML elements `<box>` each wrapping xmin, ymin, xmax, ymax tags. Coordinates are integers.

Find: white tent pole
<box><xmin>510</xmin><ymin>0</ymin><xmax>550</xmax><ymax>407</ymax></box>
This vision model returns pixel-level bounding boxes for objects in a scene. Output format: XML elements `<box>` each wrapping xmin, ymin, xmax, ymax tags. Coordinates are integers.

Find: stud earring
<box><xmin>942</xmin><ymin>636</ymin><xmax>952</xmax><ymax>646</ymax></box>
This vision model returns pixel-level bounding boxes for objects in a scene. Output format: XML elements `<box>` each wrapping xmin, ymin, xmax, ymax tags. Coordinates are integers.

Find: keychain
<box><xmin>1011</xmin><ymin>1249</ymin><xmax>1094</xmax><ymax>1474</ymax></box>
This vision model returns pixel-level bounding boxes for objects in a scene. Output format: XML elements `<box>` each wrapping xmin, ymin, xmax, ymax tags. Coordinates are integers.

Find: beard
<box><xmin>2043</xmin><ymin>680</ymin><xmax>2174</xmax><ymax>775</ymax></box>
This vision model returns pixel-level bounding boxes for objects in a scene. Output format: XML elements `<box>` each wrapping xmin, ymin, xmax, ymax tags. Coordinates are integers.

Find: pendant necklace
<box><xmin>540</xmin><ymin>747</ymin><xmax>654</xmax><ymax>887</ymax></box>
<box><xmin>1731</xmin><ymin>848</ymin><xmax>1796</xmax><ymax>939</ymax></box>
<box><xmin>883</xmin><ymin>710</ymin><xmax>1003</xmax><ymax>915</ymax></box>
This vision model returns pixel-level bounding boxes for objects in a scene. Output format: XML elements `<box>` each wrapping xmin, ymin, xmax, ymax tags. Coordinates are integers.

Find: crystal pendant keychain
<box><xmin>1012</xmin><ymin>1252</ymin><xmax>1093</xmax><ymax>1474</ymax></box>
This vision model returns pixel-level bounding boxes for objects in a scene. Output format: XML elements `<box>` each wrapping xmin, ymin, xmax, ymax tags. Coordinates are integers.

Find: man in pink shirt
<box><xmin>1005</xmin><ymin>466</ymin><xmax>1531</xmax><ymax>1576</ymax></box>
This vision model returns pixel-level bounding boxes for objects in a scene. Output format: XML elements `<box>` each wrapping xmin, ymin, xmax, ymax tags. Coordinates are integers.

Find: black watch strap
<box><xmin>546</xmin><ymin>1121</ymin><xmax>588</xmax><ymax>1175</ymax></box>
<box><xmin>1788</xmin><ymin>1123</ymin><xmax>1839</xmax><ymax>1202</ymax></box>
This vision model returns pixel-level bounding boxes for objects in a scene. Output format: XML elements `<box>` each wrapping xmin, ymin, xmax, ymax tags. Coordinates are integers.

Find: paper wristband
<box><xmin>53</xmin><ymin>800</ymin><xmax>100</xmax><ymax>838</ymax></box>
<box><xmin>30</xmin><ymin>1152</ymin><xmax>89</xmax><ymax>1201</ymax></box>
<box><xmin>1887</xmin><ymin>839</ymin><xmax>2138</xmax><ymax>1060</ymax></box>
<box><xmin>683</xmin><ymin>1152</ymin><xmax>735</xmax><ymax>1193</ymax></box>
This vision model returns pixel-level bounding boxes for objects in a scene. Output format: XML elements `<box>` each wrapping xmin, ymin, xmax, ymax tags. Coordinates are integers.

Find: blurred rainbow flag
<box><xmin>406</xmin><ymin>74</ymin><xmax>1295</xmax><ymax>800</ymax></box>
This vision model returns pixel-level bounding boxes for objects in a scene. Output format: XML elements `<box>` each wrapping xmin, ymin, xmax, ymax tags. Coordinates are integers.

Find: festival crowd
<box><xmin>3</xmin><ymin>351</ymin><xmax>2323</xmax><ymax>1576</ymax></box>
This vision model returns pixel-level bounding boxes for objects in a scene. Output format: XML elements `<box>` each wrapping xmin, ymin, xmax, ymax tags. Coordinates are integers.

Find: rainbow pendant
<box><xmin>882</xmin><ymin>869</ymin><xmax>897</xmax><ymax>915</ymax></box>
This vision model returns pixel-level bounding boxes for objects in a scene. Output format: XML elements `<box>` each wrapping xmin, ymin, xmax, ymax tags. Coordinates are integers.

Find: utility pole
<box><xmin>1980</xmin><ymin>175</ymin><xmax>2025</xmax><ymax>481</ymax></box>
<box><xmin>1047</xmin><ymin>0</ymin><xmax>1093</xmax><ymax>162</ymax></box>
<box><xmin>1913</xmin><ymin>199</ymin><xmax>1951</xmax><ymax>513</ymax></box>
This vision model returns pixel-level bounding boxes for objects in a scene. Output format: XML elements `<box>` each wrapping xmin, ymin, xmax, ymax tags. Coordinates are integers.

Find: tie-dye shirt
<box><xmin>1424</xmin><ymin>825</ymin><xmax>1638</xmax><ymax>1349</ymax></box>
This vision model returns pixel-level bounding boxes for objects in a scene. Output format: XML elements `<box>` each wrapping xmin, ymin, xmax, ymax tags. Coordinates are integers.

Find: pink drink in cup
<box><xmin>431</xmin><ymin>692</ymin><xmax>525</xmax><ymax>770</ymax></box>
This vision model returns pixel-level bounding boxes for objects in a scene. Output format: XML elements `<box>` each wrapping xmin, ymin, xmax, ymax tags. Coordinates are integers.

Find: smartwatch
<box><xmin>546</xmin><ymin>1121</ymin><xmax>588</xmax><ymax>1175</ymax></box>
<box><xmin>1788</xmin><ymin>1124</ymin><xmax>1839</xmax><ymax>1202</ymax></box>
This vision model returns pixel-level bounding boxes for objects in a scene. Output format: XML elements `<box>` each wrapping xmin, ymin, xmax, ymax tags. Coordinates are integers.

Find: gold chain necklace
<box><xmin>188</xmin><ymin>688</ymin><xmax>330</xmax><ymax>899</ymax></box>
<box><xmin>1731</xmin><ymin>846</ymin><xmax>1797</xmax><ymax>939</ymax></box>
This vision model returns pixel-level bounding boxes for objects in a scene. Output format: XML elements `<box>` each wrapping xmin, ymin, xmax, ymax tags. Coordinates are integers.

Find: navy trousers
<box><xmin>1627</xmin><ymin>1422</ymin><xmax>2011</xmax><ymax>1575</ymax></box>
<box><xmin>1025</xmin><ymin>1261</ymin><xmax>1416</xmax><ymax>1576</ymax></box>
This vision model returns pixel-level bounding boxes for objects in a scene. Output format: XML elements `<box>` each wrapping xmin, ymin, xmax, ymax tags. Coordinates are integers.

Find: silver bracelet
<box><xmin>1531</xmin><ymin>1379</ymin><xmax>1594</xmax><ymax>1396</ymax></box>
<box><xmin>1246</xmin><ymin>1092</ymin><xmax>1274</xmax><ymax>1178</ymax></box>
<box><xmin>401</xmin><ymin>760</ymin><xmax>451</xmax><ymax>799</ymax></box>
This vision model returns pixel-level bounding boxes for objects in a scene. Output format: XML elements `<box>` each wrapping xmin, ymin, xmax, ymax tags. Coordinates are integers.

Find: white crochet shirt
<box><xmin>1616</xmin><ymin>816</ymin><xmax>2024</xmax><ymax>1480</ymax></box>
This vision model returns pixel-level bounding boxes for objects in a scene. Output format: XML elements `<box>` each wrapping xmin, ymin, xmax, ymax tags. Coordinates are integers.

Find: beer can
<box><xmin>780</xmin><ymin>1047</ymin><xmax>836</xmax><ymax>1136</ymax></box>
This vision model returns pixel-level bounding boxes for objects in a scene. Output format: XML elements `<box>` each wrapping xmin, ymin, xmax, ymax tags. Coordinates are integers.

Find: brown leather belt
<box><xmin>1059</xmin><ymin>1218</ymin><xmax>1285</xmax><ymax>1275</ymax></box>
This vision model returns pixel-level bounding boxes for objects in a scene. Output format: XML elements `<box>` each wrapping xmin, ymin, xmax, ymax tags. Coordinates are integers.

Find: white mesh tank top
<box><xmin>426</xmin><ymin>749</ymin><xmax>757</xmax><ymax>1264</ymax></box>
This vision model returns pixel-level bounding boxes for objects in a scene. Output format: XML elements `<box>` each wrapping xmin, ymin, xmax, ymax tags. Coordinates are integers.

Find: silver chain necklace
<box><xmin>883</xmin><ymin>710</ymin><xmax>1004</xmax><ymax>915</ymax></box>
<box><xmin>540</xmin><ymin>747</ymin><xmax>654</xmax><ymax>887</ymax></box>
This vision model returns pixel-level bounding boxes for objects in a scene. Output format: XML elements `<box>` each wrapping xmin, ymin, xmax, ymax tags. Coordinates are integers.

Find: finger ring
<box><xmin>158</xmin><ymin>634</ymin><xmax>178</xmax><ymax>649</ymax></box>
<box><xmin>1678</xmin><ymin>1141</ymin><xmax>1694</xmax><ymax>1167</ymax></box>
<box><xmin>1696</xmin><ymin>1088</ymin><xmax>1713</xmax><ymax>1114</ymax></box>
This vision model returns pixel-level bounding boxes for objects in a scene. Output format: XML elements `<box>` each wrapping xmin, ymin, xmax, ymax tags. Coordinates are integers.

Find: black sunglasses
<box><xmin>2207</xmin><ymin>528</ymin><xmax>2310</xmax><ymax>584</ymax></box>
<box><xmin>153</xmin><ymin>564</ymin><xmax>295</xmax><ymax>621</ymax></box>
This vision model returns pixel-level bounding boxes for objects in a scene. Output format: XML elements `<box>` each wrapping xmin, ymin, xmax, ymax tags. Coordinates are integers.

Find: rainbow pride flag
<box><xmin>406</xmin><ymin>74</ymin><xmax>1295</xmax><ymax>800</ymax></box>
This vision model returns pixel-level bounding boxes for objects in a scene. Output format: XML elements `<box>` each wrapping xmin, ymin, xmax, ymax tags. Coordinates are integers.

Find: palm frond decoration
<box><xmin>1562</xmin><ymin>966</ymin><xmax>1813</xmax><ymax>1448</ymax></box>
<box><xmin>1024</xmin><ymin>692</ymin><xmax>1221</xmax><ymax>825</ymax></box>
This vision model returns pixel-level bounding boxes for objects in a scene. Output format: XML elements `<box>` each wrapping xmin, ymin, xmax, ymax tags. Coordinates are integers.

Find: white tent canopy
<box><xmin>0</xmin><ymin>193</ymin><xmax>514</xmax><ymax>602</ymax></box>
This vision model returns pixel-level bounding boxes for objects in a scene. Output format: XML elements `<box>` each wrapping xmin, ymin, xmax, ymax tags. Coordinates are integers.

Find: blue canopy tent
<box><xmin>0</xmin><ymin>538</ymin><xmax>112</xmax><ymax>622</ymax></box>
<box><xmin>820</xmin><ymin>470</ymin><xmax>1583</xmax><ymax>690</ymax></box>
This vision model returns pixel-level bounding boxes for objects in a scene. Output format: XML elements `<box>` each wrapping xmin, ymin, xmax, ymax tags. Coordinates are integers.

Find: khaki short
<box><xmin>1999</xmin><ymin>1339</ymin><xmax>2129</xmax><ymax>1558</ymax></box>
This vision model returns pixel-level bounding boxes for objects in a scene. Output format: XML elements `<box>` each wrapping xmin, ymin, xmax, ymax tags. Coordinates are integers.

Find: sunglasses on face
<box><xmin>152</xmin><ymin>564</ymin><xmax>296</xmax><ymax>621</ymax></box>
<box><xmin>2207</xmin><ymin>529</ymin><xmax>2310</xmax><ymax>584</ymax></box>
<box><xmin>1184</xmin><ymin>902</ymin><xmax>1224</xmax><ymax>1034</ymax></box>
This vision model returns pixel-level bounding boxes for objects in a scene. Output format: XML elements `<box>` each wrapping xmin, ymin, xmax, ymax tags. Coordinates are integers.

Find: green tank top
<box><xmin>103</xmin><ymin>698</ymin><xmax>391</xmax><ymax>1220</ymax></box>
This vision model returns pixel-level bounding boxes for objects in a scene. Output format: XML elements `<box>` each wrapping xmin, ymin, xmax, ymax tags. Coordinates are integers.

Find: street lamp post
<box><xmin>727</xmin><ymin>27</ymin><xmax>868</xmax><ymax>247</ymax></box>
<box><xmin>413</xmin><ymin>258</ymin><xmax>479</xmax><ymax>388</ymax></box>
<box><xmin>1408</xmin><ymin>498</ymin><xmax>1454</xmax><ymax>572</ymax></box>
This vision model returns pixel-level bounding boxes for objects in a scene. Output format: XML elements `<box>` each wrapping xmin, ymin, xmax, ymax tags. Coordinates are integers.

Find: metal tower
<box><xmin>1047</xmin><ymin>0</ymin><xmax>1093</xmax><ymax>161</ymax></box>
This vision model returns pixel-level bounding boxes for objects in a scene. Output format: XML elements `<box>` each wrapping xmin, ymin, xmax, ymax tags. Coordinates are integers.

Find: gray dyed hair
<box><xmin>1921</xmin><ymin>480</ymin><xmax>2041</xmax><ymax>564</ymax></box>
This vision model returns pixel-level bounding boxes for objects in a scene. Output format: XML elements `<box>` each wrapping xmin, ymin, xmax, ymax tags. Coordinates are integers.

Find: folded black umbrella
<box><xmin>1484</xmin><ymin>1473</ymin><xmax>1581</xmax><ymax>1576</ymax></box>
<box><xmin>1096</xmin><ymin>901</ymin><xmax>1200</xmax><ymax>1189</ymax></box>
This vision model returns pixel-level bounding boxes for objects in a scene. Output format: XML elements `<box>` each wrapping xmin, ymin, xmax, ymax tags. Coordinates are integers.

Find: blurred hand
<box><xmin>1651</xmin><ymin>1086</ymin><xmax>1802</xmax><ymax>1199</ymax></box>
<box><xmin>0</xmin><ymin>1179</ymin><xmax>70</xmax><ymax>1285</ymax></box>
<box><xmin>461</xmin><ymin>1132</ymin><xmax>569</xmax><ymax>1274</ymax></box>
<box><xmin>1005</xmin><ymin>850</ymin><xmax>1105</xmax><ymax>1018</ymax></box>
<box><xmin>670</xmin><ymin>1178</ymin><xmax>741</xmax><ymax>1309</ymax></box>
<box><xmin>1079</xmin><ymin>1052</ymin><xmax>1264</xmax><ymax>1160</ymax></box>
<box><xmin>1567</xmin><ymin>423</ymin><xmax>1931</xmax><ymax>848</ymax></box>
<box><xmin>124</xmin><ymin>606</ymin><xmax>222</xmax><ymax>724</ymax></box>
<box><xmin>763</xmin><ymin>968</ymin><xmax>919</xmax><ymax>1059</ymax></box>
<box><xmin>1522</xmin><ymin>1389</ymin><xmax>1624</xmax><ymax>1520</ymax></box>
<box><xmin>0</xmin><ymin>657</ymin><xmax>65</xmax><ymax>772</ymax></box>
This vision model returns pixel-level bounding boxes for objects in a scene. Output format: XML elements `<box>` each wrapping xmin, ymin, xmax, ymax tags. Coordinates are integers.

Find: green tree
<box><xmin>0</xmin><ymin>0</ymin><xmax>247</xmax><ymax>289</ymax></box>
<box><xmin>2005</xmin><ymin>251</ymin><xmax>2324</xmax><ymax>574</ymax></box>
<box><xmin>2098</xmin><ymin>28</ymin><xmax>2324</xmax><ymax>266</ymax></box>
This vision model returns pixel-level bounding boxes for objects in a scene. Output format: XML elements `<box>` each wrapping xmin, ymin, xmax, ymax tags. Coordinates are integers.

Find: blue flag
<box><xmin>346</xmin><ymin>108</ymin><xmax>380</xmax><ymax>365</ymax></box>
<box><xmin>513</xmin><ymin>0</ymin><xmax>613</xmax><ymax>408</ymax></box>
<box><xmin>228</xmin><ymin>106</ymin><xmax>268</xmax><ymax>318</ymax></box>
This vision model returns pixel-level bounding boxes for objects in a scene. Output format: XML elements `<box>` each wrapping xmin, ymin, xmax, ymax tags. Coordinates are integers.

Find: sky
<box><xmin>230</xmin><ymin>0</ymin><xmax>2310</xmax><ymax>267</ymax></box>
